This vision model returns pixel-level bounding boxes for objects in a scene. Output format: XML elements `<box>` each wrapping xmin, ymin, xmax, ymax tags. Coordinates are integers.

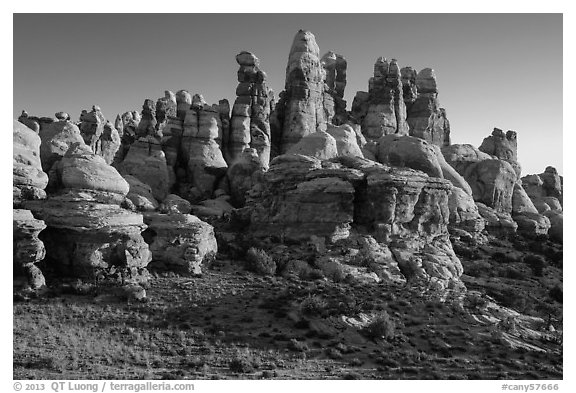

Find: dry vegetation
<box><xmin>14</xmin><ymin>236</ymin><xmax>562</xmax><ymax>380</ymax></box>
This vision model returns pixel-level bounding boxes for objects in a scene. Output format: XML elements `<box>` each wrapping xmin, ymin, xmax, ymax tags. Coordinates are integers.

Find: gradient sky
<box><xmin>13</xmin><ymin>13</ymin><xmax>562</xmax><ymax>175</ymax></box>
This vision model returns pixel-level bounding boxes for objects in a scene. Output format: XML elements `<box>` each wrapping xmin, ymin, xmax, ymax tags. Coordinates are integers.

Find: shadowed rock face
<box><xmin>229</xmin><ymin>51</ymin><xmax>273</xmax><ymax>168</ymax></box>
<box><xmin>321</xmin><ymin>51</ymin><xmax>348</xmax><ymax>125</ymax></box>
<box><xmin>225</xmin><ymin>148</ymin><xmax>265</xmax><ymax>208</ymax></box>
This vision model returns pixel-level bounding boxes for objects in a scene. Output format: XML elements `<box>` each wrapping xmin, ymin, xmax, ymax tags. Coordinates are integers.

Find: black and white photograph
<box><xmin>9</xmin><ymin>5</ymin><xmax>568</xmax><ymax>388</ymax></box>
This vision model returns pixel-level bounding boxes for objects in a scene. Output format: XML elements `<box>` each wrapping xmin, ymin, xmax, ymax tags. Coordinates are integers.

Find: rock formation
<box><xmin>25</xmin><ymin>143</ymin><xmax>151</xmax><ymax>280</ymax></box>
<box><xmin>352</xmin><ymin>57</ymin><xmax>408</xmax><ymax>141</ymax></box>
<box><xmin>13</xmin><ymin>120</ymin><xmax>49</xmax><ymax>203</ymax></box>
<box><xmin>14</xmin><ymin>28</ymin><xmax>563</xmax><ymax>300</ymax></box>
<box><xmin>115</xmin><ymin>136</ymin><xmax>172</xmax><ymax>201</ymax></box>
<box><xmin>37</xmin><ymin>118</ymin><xmax>85</xmax><ymax>174</ymax></box>
<box><xmin>124</xmin><ymin>174</ymin><xmax>159</xmax><ymax>211</ymax></box>
<box><xmin>180</xmin><ymin>94</ymin><xmax>228</xmax><ymax>200</ymax></box>
<box><xmin>479</xmin><ymin>128</ymin><xmax>521</xmax><ymax>179</ymax></box>
<box><xmin>520</xmin><ymin>166</ymin><xmax>563</xmax><ymax>241</ymax></box>
<box><xmin>143</xmin><ymin>213</ymin><xmax>218</xmax><ymax>275</ymax></box>
<box><xmin>272</xmin><ymin>30</ymin><xmax>327</xmax><ymax>155</ymax></box>
<box><xmin>224</xmin><ymin>148</ymin><xmax>265</xmax><ymax>207</ymax></box>
<box><xmin>442</xmin><ymin>144</ymin><xmax>516</xmax><ymax>214</ymax></box>
<box><xmin>78</xmin><ymin>106</ymin><xmax>120</xmax><ymax>164</ymax></box>
<box><xmin>229</xmin><ymin>51</ymin><xmax>273</xmax><ymax>167</ymax></box>
<box><xmin>13</xmin><ymin>120</ymin><xmax>49</xmax><ymax>289</ymax></box>
<box><xmin>238</xmin><ymin>153</ymin><xmax>464</xmax><ymax>290</ymax></box>
<box><xmin>404</xmin><ymin>68</ymin><xmax>451</xmax><ymax>147</ymax></box>
<box><xmin>286</xmin><ymin>131</ymin><xmax>339</xmax><ymax>160</ymax></box>
<box><xmin>321</xmin><ymin>51</ymin><xmax>348</xmax><ymax>125</ymax></box>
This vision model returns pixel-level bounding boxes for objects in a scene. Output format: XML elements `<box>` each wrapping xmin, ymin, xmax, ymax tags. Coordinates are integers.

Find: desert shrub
<box><xmin>245</xmin><ymin>248</ymin><xmax>276</xmax><ymax>276</ymax></box>
<box><xmin>287</xmin><ymin>339</ymin><xmax>309</xmax><ymax>352</ymax></box>
<box><xmin>362</xmin><ymin>311</ymin><xmax>396</xmax><ymax>340</ymax></box>
<box><xmin>229</xmin><ymin>348</ymin><xmax>260</xmax><ymax>373</ymax></box>
<box><xmin>320</xmin><ymin>261</ymin><xmax>346</xmax><ymax>283</ymax></box>
<box><xmin>463</xmin><ymin>260</ymin><xmax>492</xmax><ymax>278</ymax></box>
<box><xmin>524</xmin><ymin>255</ymin><xmax>546</xmax><ymax>277</ymax></box>
<box><xmin>299</xmin><ymin>295</ymin><xmax>328</xmax><ymax>317</ymax></box>
<box><xmin>453</xmin><ymin>243</ymin><xmax>480</xmax><ymax>260</ymax></box>
<box><xmin>464</xmin><ymin>292</ymin><xmax>488</xmax><ymax>312</ymax></box>
<box><xmin>498</xmin><ymin>266</ymin><xmax>527</xmax><ymax>280</ymax></box>
<box><xmin>492</xmin><ymin>252</ymin><xmax>514</xmax><ymax>264</ymax></box>
<box><xmin>549</xmin><ymin>284</ymin><xmax>563</xmax><ymax>303</ymax></box>
<box><xmin>498</xmin><ymin>316</ymin><xmax>518</xmax><ymax>333</ymax></box>
<box><xmin>543</xmin><ymin>247</ymin><xmax>563</xmax><ymax>267</ymax></box>
<box><xmin>281</xmin><ymin>259</ymin><xmax>324</xmax><ymax>281</ymax></box>
<box><xmin>488</xmin><ymin>287</ymin><xmax>528</xmax><ymax>312</ymax></box>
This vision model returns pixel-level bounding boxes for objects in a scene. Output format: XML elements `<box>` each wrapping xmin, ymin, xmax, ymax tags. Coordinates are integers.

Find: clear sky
<box><xmin>13</xmin><ymin>13</ymin><xmax>562</xmax><ymax>175</ymax></box>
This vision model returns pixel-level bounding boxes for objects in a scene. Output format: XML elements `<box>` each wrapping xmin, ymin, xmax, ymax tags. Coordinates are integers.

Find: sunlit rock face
<box><xmin>237</xmin><ymin>154</ymin><xmax>464</xmax><ymax>290</ymax></box>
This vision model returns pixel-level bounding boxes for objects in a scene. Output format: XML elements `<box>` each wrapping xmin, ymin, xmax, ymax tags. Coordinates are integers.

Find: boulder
<box><xmin>38</xmin><ymin>120</ymin><xmax>85</xmax><ymax>172</ymax></box>
<box><xmin>442</xmin><ymin>144</ymin><xmax>516</xmax><ymax>214</ymax></box>
<box><xmin>124</xmin><ymin>175</ymin><xmax>159</xmax><ymax>211</ymax></box>
<box><xmin>476</xmin><ymin>203</ymin><xmax>517</xmax><ymax>237</ymax></box>
<box><xmin>160</xmin><ymin>194</ymin><xmax>192</xmax><ymax>214</ymax></box>
<box><xmin>191</xmin><ymin>197</ymin><xmax>234</xmax><ymax>219</ymax></box>
<box><xmin>115</xmin><ymin>137</ymin><xmax>172</xmax><ymax>201</ymax></box>
<box><xmin>56</xmin><ymin>143</ymin><xmax>129</xmax><ymax>196</ymax></box>
<box><xmin>286</xmin><ymin>130</ymin><xmax>339</xmax><ymax>160</ymax></box>
<box><xmin>143</xmin><ymin>213</ymin><xmax>218</xmax><ymax>275</ymax></box>
<box><xmin>226</xmin><ymin>148</ymin><xmax>265</xmax><ymax>207</ymax></box>
<box><xmin>24</xmin><ymin>144</ymin><xmax>151</xmax><ymax>279</ymax></box>
<box><xmin>13</xmin><ymin>209</ymin><xmax>47</xmax><ymax>289</ymax></box>
<box><xmin>513</xmin><ymin>212</ymin><xmax>551</xmax><ymax>238</ymax></box>
<box><xmin>13</xmin><ymin>120</ymin><xmax>49</xmax><ymax>204</ymax></box>
<box><xmin>448</xmin><ymin>187</ymin><xmax>486</xmax><ymax>237</ymax></box>
<box><xmin>479</xmin><ymin>128</ymin><xmax>518</xmax><ymax>162</ymax></box>
<box><xmin>238</xmin><ymin>154</ymin><xmax>464</xmax><ymax>289</ymax></box>
<box><xmin>79</xmin><ymin>105</ymin><xmax>106</xmax><ymax>152</ymax></box>
<box><xmin>26</xmin><ymin>196</ymin><xmax>151</xmax><ymax>279</ymax></box>
<box><xmin>532</xmin><ymin>197</ymin><xmax>562</xmax><ymax>213</ymax></box>
<box><xmin>466</xmin><ymin>160</ymin><xmax>517</xmax><ymax>214</ymax></box>
<box><xmin>512</xmin><ymin>183</ymin><xmax>538</xmax><ymax>215</ymax></box>
<box><xmin>376</xmin><ymin>134</ymin><xmax>443</xmax><ymax>177</ymax></box>
<box><xmin>543</xmin><ymin>210</ymin><xmax>563</xmax><ymax>243</ymax></box>
<box><xmin>78</xmin><ymin>106</ymin><xmax>120</xmax><ymax>164</ymax></box>
<box><xmin>326</xmin><ymin>124</ymin><xmax>364</xmax><ymax>158</ymax></box>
